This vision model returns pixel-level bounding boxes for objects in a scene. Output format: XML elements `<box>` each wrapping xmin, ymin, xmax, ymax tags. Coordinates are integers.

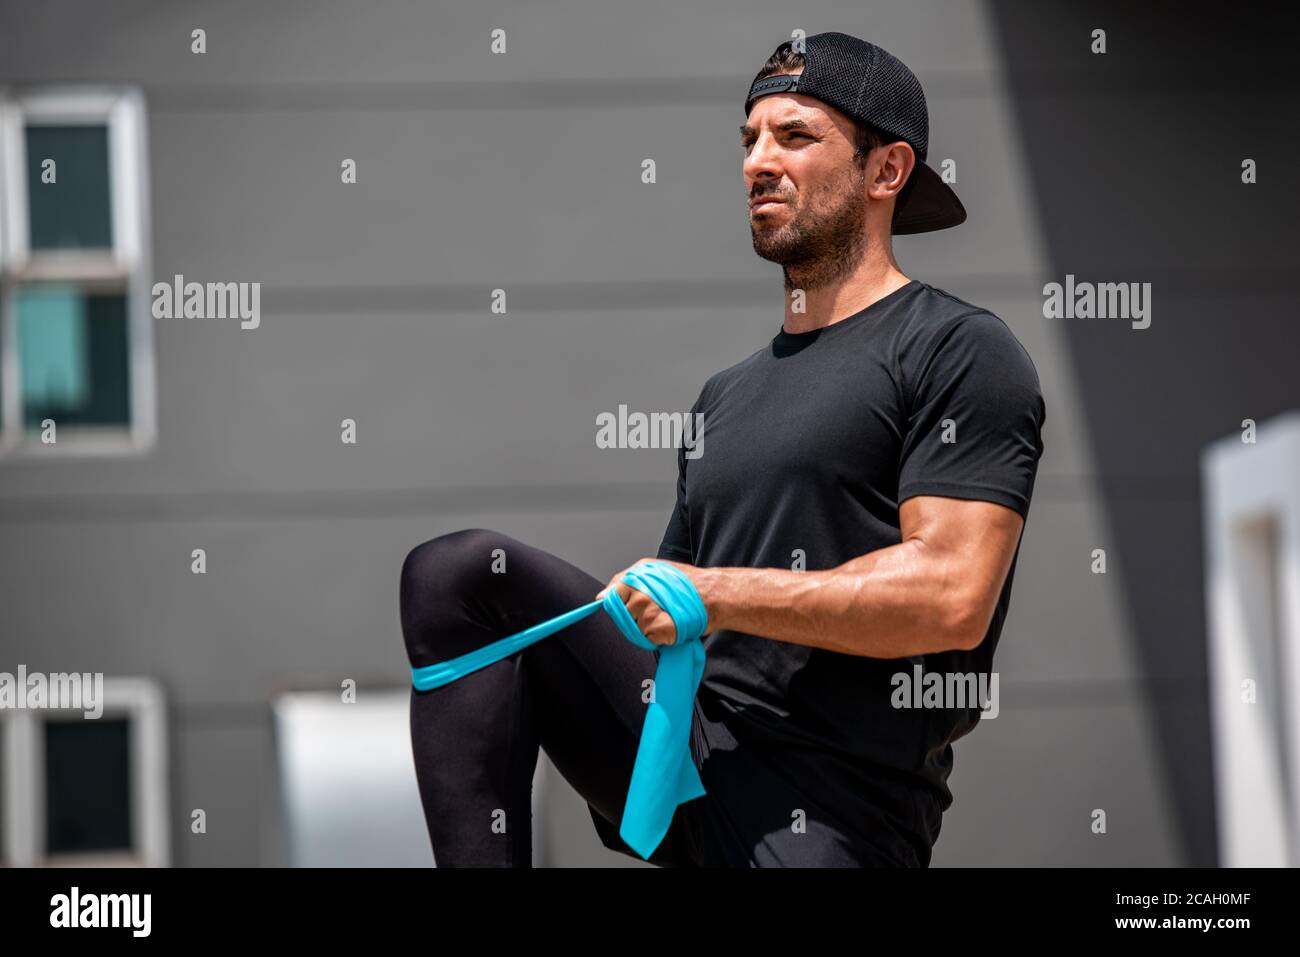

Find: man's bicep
<box><xmin>899</xmin><ymin>494</ymin><xmax>1024</xmax><ymax>646</ymax></box>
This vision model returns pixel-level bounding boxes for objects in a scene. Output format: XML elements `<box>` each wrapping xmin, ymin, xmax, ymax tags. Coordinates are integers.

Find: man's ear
<box><xmin>874</xmin><ymin>141</ymin><xmax>915</xmax><ymax>200</ymax></box>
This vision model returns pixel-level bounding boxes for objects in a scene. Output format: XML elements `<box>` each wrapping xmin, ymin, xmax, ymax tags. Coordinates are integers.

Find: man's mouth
<box><xmin>750</xmin><ymin>197</ymin><xmax>786</xmax><ymax>213</ymax></box>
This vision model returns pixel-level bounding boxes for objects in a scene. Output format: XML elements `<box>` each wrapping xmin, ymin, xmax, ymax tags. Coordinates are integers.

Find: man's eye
<box><xmin>743</xmin><ymin>134</ymin><xmax>809</xmax><ymax>147</ymax></box>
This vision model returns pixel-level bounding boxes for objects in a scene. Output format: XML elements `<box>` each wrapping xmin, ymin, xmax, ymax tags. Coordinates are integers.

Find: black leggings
<box><xmin>398</xmin><ymin>527</ymin><xmax>704</xmax><ymax>867</ymax></box>
<box><xmin>399</xmin><ymin>527</ymin><xmax>920</xmax><ymax>867</ymax></box>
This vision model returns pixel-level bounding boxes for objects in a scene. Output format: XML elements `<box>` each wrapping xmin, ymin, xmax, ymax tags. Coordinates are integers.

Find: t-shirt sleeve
<box><xmin>897</xmin><ymin>311</ymin><xmax>1046</xmax><ymax>519</ymax></box>
<box><xmin>655</xmin><ymin>390</ymin><xmax>702</xmax><ymax>561</ymax></box>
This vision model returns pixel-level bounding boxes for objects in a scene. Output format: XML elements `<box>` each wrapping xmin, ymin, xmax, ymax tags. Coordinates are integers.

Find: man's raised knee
<box><xmin>400</xmin><ymin>528</ymin><xmax>510</xmax><ymax>608</ymax></box>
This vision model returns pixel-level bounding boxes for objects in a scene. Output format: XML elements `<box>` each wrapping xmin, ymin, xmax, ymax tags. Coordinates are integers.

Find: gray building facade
<box><xmin>1</xmin><ymin>0</ymin><xmax>1295</xmax><ymax>867</ymax></box>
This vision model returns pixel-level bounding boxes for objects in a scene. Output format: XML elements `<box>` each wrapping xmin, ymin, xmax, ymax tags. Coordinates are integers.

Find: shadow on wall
<box><xmin>987</xmin><ymin>0</ymin><xmax>1300</xmax><ymax>866</ymax></box>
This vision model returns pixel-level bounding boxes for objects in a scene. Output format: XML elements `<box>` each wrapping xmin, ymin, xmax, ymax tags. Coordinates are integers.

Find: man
<box><xmin>400</xmin><ymin>32</ymin><xmax>1045</xmax><ymax>867</ymax></box>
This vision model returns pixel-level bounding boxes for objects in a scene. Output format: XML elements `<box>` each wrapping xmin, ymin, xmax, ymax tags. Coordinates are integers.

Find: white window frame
<box><xmin>272</xmin><ymin>687</ymin><xmax>448</xmax><ymax>867</ymax></box>
<box><xmin>1202</xmin><ymin>411</ymin><xmax>1300</xmax><ymax>867</ymax></box>
<box><xmin>0</xmin><ymin>86</ymin><xmax>156</xmax><ymax>457</ymax></box>
<box><xmin>1</xmin><ymin>677</ymin><xmax>170</xmax><ymax>867</ymax></box>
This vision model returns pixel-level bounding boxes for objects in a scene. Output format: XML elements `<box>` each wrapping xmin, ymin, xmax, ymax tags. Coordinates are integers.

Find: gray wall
<box><xmin>3</xmin><ymin>0</ymin><xmax>1273</xmax><ymax>866</ymax></box>
<box><xmin>988</xmin><ymin>0</ymin><xmax>1300</xmax><ymax>866</ymax></box>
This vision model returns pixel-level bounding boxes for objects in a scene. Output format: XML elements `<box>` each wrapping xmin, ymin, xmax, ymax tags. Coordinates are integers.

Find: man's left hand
<box><xmin>596</xmin><ymin>558</ymin><xmax>708</xmax><ymax>646</ymax></box>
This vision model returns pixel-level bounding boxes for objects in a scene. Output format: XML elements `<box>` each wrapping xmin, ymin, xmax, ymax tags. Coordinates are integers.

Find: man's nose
<box><xmin>744</xmin><ymin>131</ymin><xmax>785</xmax><ymax>182</ymax></box>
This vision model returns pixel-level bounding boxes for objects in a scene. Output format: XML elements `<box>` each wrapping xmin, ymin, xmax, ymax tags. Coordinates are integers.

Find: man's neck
<box><xmin>782</xmin><ymin>258</ymin><xmax>912</xmax><ymax>335</ymax></box>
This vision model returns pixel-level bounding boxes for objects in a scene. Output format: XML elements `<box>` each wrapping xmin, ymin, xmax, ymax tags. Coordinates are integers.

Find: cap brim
<box><xmin>892</xmin><ymin>160</ymin><xmax>966</xmax><ymax>235</ymax></box>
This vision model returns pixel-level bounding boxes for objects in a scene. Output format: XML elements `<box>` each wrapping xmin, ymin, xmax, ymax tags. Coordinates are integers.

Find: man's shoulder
<box><xmin>695</xmin><ymin>342</ymin><xmax>769</xmax><ymax>402</ymax></box>
<box><xmin>906</xmin><ymin>280</ymin><xmax>1002</xmax><ymax>332</ymax></box>
<box><xmin>892</xmin><ymin>281</ymin><xmax>1043</xmax><ymax>418</ymax></box>
<box><xmin>905</xmin><ymin>281</ymin><xmax>1035</xmax><ymax>366</ymax></box>
<box><xmin>913</xmin><ymin>279</ymin><xmax>984</xmax><ymax>313</ymax></box>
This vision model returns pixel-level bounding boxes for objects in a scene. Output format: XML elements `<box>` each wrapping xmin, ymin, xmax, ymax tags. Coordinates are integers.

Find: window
<box><xmin>273</xmin><ymin>688</ymin><xmax>443</xmax><ymax>866</ymax></box>
<box><xmin>0</xmin><ymin>87</ymin><xmax>155</xmax><ymax>456</ymax></box>
<box><xmin>0</xmin><ymin>678</ymin><xmax>169</xmax><ymax>866</ymax></box>
<box><xmin>1202</xmin><ymin>412</ymin><xmax>1300</xmax><ymax>867</ymax></box>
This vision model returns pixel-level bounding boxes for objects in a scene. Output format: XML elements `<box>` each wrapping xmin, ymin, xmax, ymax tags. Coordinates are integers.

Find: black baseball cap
<box><xmin>745</xmin><ymin>32</ymin><xmax>966</xmax><ymax>235</ymax></box>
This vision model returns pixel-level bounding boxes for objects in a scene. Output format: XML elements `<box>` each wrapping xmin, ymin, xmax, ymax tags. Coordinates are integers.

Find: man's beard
<box><xmin>750</xmin><ymin>162</ymin><xmax>869</xmax><ymax>292</ymax></box>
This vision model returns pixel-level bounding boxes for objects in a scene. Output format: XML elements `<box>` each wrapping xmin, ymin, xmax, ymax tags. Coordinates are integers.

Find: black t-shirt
<box><xmin>656</xmin><ymin>278</ymin><xmax>1045</xmax><ymax>862</ymax></box>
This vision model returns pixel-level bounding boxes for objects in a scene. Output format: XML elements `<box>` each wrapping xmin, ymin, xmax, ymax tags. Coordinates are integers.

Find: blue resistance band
<box><xmin>410</xmin><ymin>560</ymin><xmax>709</xmax><ymax>861</ymax></box>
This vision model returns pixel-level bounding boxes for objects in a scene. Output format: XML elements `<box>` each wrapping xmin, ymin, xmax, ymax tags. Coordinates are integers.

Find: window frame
<box><xmin>272</xmin><ymin>687</ymin><xmax>456</xmax><ymax>867</ymax></box>
<box><xmin>1202</xmin><ymin>413</ymin><xmax>1300</xmax><ymax>867</ymax></box>
<box><xmin>0</xmin><ymin>86</ymin><xmax>156</xmax><ymax>457</ymax></box>
<box><xmin>1</xmin><ymin>677</ymin><xmax>170</xmax><ymax>867</ymax></box>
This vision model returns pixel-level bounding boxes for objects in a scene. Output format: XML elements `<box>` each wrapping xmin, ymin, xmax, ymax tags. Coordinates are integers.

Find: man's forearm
<box><xmin>690</xmin><ymin>540</ymin><xmax>977</xmax><ymax>658</ymax></box>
